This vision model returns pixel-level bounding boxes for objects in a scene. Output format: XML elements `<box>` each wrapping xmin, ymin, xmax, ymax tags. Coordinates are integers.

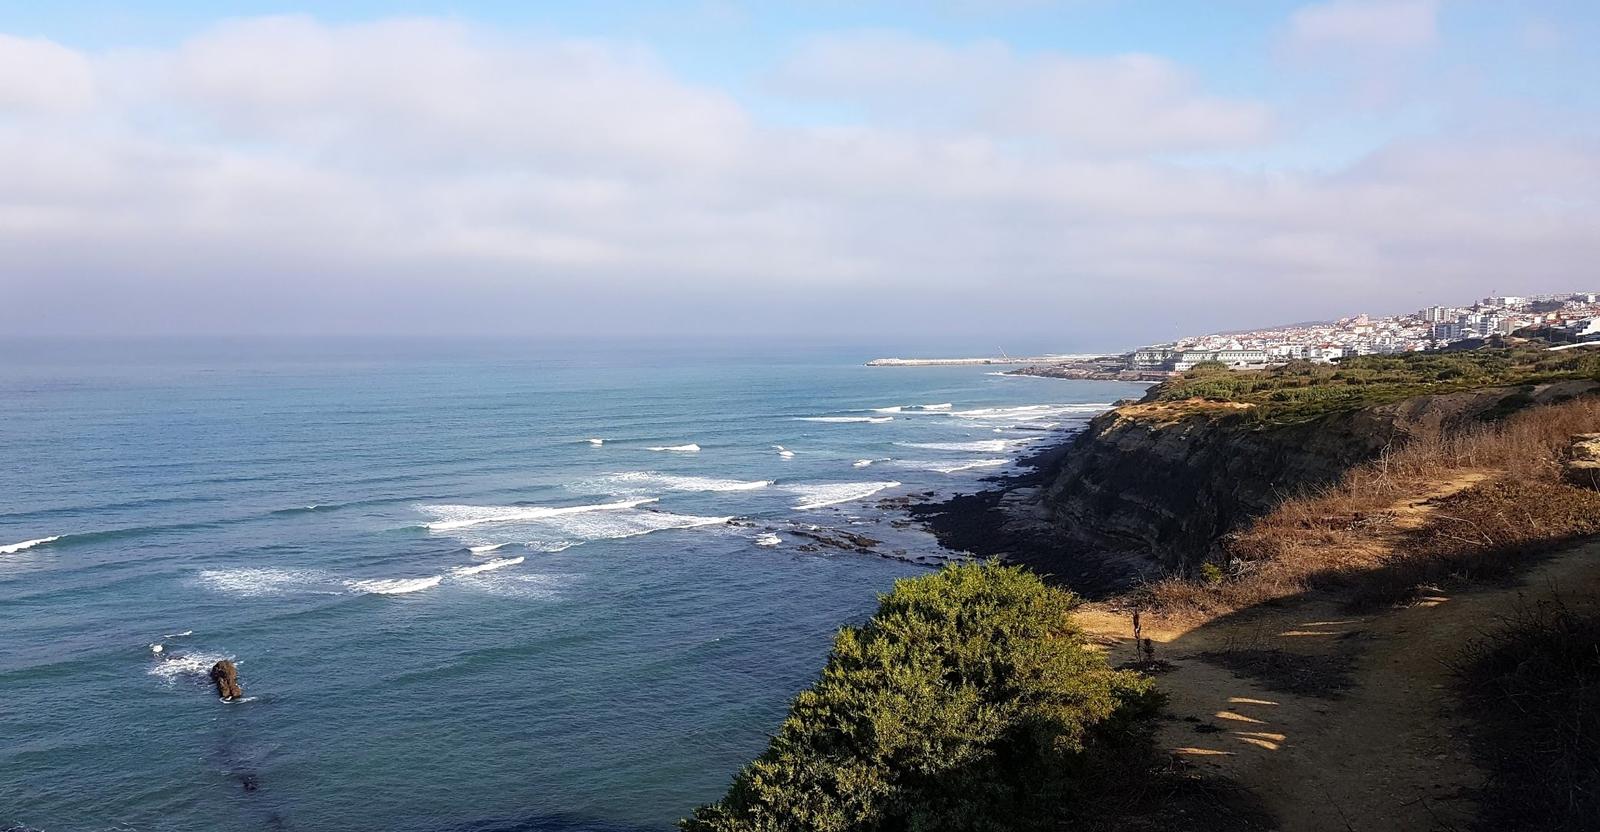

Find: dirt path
<box><xmin>1076</xmin><ymin>480</ymin><xmax>1600</xmax><ymax>831</ymax></box>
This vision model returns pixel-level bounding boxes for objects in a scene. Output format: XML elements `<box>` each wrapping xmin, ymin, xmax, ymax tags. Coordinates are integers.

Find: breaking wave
<box><xmin>419</xmin><ymin>499</ymin><xmax>658</xmax><ymax>531</ymax></box>
<box><xmin>587</xmin><ymin>472</ymin><xmax>772</xmax><ymax>494</ymax></box>
<box><xmin>348</xmin><ymin>575</ymin><xmax>443</xmax><ymax>595</ymax></box>
<box><xmin>754</xmin><ymin>533</ymin><xmax>782</xmax><ymax>547</ymax></box>
<box><xmin>532</xmin><ymin>510</ymin><xmax>732</xmax><ymax>542</ymax></box>
<box><xmin>1</xmin><ymin>536</ymin><xmax>60</xmax><ymax>555</ymax></box>
<box><xmin>196</xmin><ymin>568</ymin><xmax>340</xmax><ymax>598</ymax></box>
<box><xmin>898</xmin><ymin>458</ymin><xmax>1010</xmax><ymax>474</ymax></box>
<box><xmin>148</xmin><ymin>651</ymin><xmax>233</xmax><ymax>683</ymax></box>
<box><xmin>951</xmin><ymin>403</ymin><xmax>1110</xmax><ymax>421</ymax></box>
<box><xmin>788</xmin><ymin>482</ymin><xmax>901</xmax><ymax>511</ymax></box>
<box><xmin>647</xmin><ymin>443</ymin><xmax>701</xmax><ymax>452</ymax></box>
<box><xmin>795</xmin><ymin>416</ymin><xmax>893</xmax><ymax>424</ymax></box>
<box><xmin>452</xmin><ymin>556</ymin><xmax>525</xmax><ymax>577</ymax></box>
<box><xmin>897</xmin><ymin>439</ymin><xmax>1020</xmax><ymax>453</ymax></box>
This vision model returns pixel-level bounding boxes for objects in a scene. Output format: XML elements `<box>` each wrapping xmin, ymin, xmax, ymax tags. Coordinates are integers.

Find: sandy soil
<box><xmin>1075</xmin><ymin>479</ymin><xmax>1600</xmax><ymax>832</ymax></box>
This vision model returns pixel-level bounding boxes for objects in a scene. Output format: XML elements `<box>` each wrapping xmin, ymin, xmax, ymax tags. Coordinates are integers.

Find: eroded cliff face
<box><xmin>1039</xmin><ymin>381</ymin><xmax>1600</xmax><ymax>571</ymax></box>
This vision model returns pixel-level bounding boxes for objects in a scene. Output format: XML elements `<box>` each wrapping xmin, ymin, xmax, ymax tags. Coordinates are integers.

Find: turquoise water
<box><xmin>0</xmin><ymin>338</ymin><xmax>1144</xmax><ymax>831</ymax></box>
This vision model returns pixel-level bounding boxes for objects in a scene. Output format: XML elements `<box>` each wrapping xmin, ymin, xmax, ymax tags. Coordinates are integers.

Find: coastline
<box><xmin>902</xmin><ymin>427</ymin><xmax>1154</xmax><ymax>598</ymax></box>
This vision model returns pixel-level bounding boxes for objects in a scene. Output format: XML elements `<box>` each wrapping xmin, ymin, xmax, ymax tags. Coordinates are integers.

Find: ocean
<box><xmin>0</xmin><ymin>338</ymin><xmax>1146</xmax><ymax>832</ymax></box>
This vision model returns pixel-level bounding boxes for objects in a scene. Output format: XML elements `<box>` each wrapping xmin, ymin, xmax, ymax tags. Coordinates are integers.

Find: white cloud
<box><xmin>775</xmin><ymin>32</ymin><xmax>1273</xmax><ymax>153</ymax></box>
<box><xmin>1285</xmin><ymin>0</ymin><xmax>1441</xmax><ymax>51</ymax></box>
<box><xmin>0</xmin><ymin>15</ymin><xmax>1594</xmax><ymax>341</ymax></box>
<box><xmin>0</xmin><ymin>33</ymin><xmax>95</xmax><ymax>112</ymax></box>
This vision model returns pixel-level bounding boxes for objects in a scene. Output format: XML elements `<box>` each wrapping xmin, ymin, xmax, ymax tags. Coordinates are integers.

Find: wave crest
<box><xmin>419</xmin><ymin>498</ymin><xmax>657</xmax><ymax>531</ymax></box>
<box><xmin>1</xmin><ymin>536</ymin><xmax>60</xmax><ymax>555</ymax></box>
<box><xmin>788</xmin><ymin>482</ymin><xmax>901</xmax><ymax>511</ymax></box>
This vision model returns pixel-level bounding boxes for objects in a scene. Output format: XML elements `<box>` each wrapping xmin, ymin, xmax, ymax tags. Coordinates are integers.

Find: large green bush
<box><xmin>682</xmin><ymin>562</ymin><xmax>1161</xmax><ymax>832</ymax></box>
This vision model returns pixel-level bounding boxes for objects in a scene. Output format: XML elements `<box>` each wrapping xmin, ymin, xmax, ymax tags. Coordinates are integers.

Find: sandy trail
<box><xmin>1076</xmin><ymin>476</ymin><xmax>1600</xmax><ymax>832</ymax></box>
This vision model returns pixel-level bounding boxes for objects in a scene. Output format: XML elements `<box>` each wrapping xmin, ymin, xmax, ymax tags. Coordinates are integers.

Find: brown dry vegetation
<box><xmin>1137</xmin><ymin>396</ymin><xmax>1600</xmax><ymax>619</ymax></box>
<box><xmin>1451</xmin><ymin>596</ymin><xmax>1600</xmax><ymax>832</ymax></box>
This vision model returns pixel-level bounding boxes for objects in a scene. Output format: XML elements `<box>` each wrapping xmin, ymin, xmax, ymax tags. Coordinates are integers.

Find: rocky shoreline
<box><xmin>902</xmin><ymin>431</ymin><xmax>1157</xmax><ymax>598</ymax></box>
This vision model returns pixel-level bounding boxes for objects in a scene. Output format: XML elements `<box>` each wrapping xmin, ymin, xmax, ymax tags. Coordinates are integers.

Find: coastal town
<box><xmin>870</xmin><ymin>291</ymin><xmax>1600</xmax><ymax>380</ymax></box>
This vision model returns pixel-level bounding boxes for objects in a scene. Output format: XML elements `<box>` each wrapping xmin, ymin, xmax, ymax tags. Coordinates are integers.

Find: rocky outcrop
<box><xmin>1564</xmin><ymin>433</ymin><xmax>1600</xmax><ymax>490</ymax></box>
<box><xmin>1037</xmin><ymin>381</ymin><xmax>1600</xmax><ymax>572</ymax></box>
<box><xmin>210</xmin><ymin>660</ymin><xmax>243</xmax><ymax>701</ymax></box>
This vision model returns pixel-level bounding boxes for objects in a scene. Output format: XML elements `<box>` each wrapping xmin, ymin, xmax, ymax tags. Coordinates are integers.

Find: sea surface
<box><xmin>0</xmin><ymin>338</ymin><xmax>1145</xmax><ymax>832</ymax></box>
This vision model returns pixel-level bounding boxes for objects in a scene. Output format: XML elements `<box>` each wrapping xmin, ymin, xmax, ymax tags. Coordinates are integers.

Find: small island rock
<box><xmin>210</xmin><ymin>660</ymin><xmax>243</xmax><ymax>701</ymax></box>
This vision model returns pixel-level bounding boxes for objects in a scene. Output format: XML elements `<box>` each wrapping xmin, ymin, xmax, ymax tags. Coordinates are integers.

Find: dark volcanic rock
<box><xmin>210</xmin><ymin>659</ymin><xmax>243</xmax><ymax>701</ymax></box>
<box><xmin>788</xmin><ymin>528</ymin><xmax>881</xmax><ymax>554</ymax></box>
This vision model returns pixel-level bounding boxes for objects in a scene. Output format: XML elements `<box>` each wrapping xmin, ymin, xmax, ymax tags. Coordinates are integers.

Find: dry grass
<box><xmin>1451</xmin><ymin>597</ymin><xmax>1600</xmax><ymax>831</ymax></box>
<box><xmin>1138</xmin><ymin>396</ymin><xmax>1600</xmax><ymax>619</ymax></box>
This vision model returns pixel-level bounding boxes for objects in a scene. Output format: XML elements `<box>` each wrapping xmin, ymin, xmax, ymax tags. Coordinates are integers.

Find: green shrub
<box><xmin>682</xmin><ymin>562</ymin><xmax>1162</xmax><ymax>832</ymax></box>
<box><xmin>1148</xmin><ymin>347</ymin><xmax>1600</xmax><ymax>425</ymax></box>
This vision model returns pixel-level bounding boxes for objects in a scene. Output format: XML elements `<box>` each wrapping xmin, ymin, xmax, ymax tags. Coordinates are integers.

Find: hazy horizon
<box><xmin>2</xmin><ymin>1</ymin><xmax>1597</xmax><ymax>346</ymax></box>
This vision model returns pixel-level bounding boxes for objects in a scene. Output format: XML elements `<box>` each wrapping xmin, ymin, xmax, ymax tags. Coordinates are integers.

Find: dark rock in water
<box><xmin>788</xmin><ymin>528</ymin><xmax>880</xmax><ymax>554</ymax></box>
<box><xmin>1563</xmin><ymin>433</ymin><xmax>1600</xmax><ymax>490</ymax></box>
<box><xmin>210</xmin><ymin>659</ymin><xmax>243</xmax><ymax>701</ymax></box>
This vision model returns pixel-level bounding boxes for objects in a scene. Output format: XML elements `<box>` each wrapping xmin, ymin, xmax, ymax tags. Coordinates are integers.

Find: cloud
<box><xmin>0</xmin><ymin>33</ymin><xmax>95</xmax><ymax>112</ymax></box>
<box><xmin>0</xmin><ymin>15</ymin><xmax>1594</xmax><ymax>343</ymax></box>
<box><xmin>775</xmin><ymin>32</ymin><xmax>1273</xmax><ymax>154</ymax></box>
<box><xmin>1285</xmin><ymin>0</ymin><xmax>1441</xmax><ymax>51</ymax></box>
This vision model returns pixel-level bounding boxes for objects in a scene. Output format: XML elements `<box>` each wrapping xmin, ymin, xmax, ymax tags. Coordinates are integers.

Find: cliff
<box><xmin>1036</xmin><ymin>381</ymin><xmax>1600</xmax><ymax>573</ymax></box>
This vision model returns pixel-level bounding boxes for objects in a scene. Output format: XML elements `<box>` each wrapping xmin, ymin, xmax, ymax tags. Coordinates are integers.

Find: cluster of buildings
<box><xmin>1129</xmin><ymin>292</ymin><xmax>1600</xmax><ymax>373</ymax></box>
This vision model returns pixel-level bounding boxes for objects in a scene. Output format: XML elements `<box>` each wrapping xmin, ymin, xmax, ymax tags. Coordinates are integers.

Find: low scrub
<box><xmin>1452</xmin><ymin>598</ymin><xmax>1600</xmax><ymax>831</ymax></box>
<box><xmin>1151</xmin><ymin>347</ymin><xmax>1600</xmax><ymax>424</ymax></box>
<box><xmin>683</xmin><ymin>562</ymin><xmax>1162</xmax><ymax>832</ymax></box>
<box><xmin>1141</xmin><ymin>396</ymin><xmax>1600</xmax><ymax>618</ymax></box>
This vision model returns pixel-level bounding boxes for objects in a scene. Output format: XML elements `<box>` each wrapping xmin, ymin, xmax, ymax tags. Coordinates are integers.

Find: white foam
<box><xmin>197</xmin><ymin>568</ymin><xmax>336</xmax><ymax>598</ymax></box>
<box><xmin>420</xmin><ymin>498</ymin><xmax>658</xmax><ymax>531</ymax></box>
<box><xmin>535</xmin><ymin>510</ymin><xmax>732</xmax><ymax>542</ymax></box>
<box><xmin>348</xmin><ymin>575</ymin><xmax>443</xmax><ymax>595</ymax></box>
<box><xmin>872</xmin><ymin>402</ymin><xmax>950</xmax><ymax>414</ymax></box>
<box><xmin>589</xmin><ymin>472</ymin><xmax>772</xmax><ymax>493</ymax></box>
<box><xmin>951</xmin><ymin>403</ymin><xmax>1110</xmax><ymax>421</ymax></box>
<box><xmin>796</xmin><ymin>416</ymin><xmax>893</xmax><ymax>423</ymax></box>
<box><xmin>148</xmin><ymin>651</ymin><xmax>232</xmax><ymax>682</ymax></box>
<box><xmin>468</xmin><ymin>543</ymin><xmax>508</xmax><ymax>554</ymax></box>
<box><xmin>0</xmin><ymin>535</ymin><xmax>59</xmax><ymax>555</ymax></box>
<box><xmin>853</xmin><ymin>459</ymin><xmax>874</xmax><ymax>468</ymax></box>
<box><xmin>897</xmin><ymin>439</ymin><xmax>1019</xmax><ymax>453</ymax></box>
<box><xmin>455</xmin><ymin>572</ymin><xmax>565</xmax><ymax>600</ymax></box>
<box><xmin>774</xmin><ymin>445</ymin><xmax>797</xmax><ymax>459</ymax></box>
<box><xmin>754</xmin><ymin>533</ymin><xmax>782</xmax><ymax>547</ymax></box>
<box><xmin>149</xmin><ymin>643</ymin><xmax>164</xmax><ymax>655</ymax></box>
<box><xmin>899</xmin><ymin>458</ymin><xmax>1010</xmax><ymax>474</ymax></box>
<box><xmin>788</xmin><ymin>482</ymin><xmax>901</xmax><ymax>511</ymax></box>
<box><xmin>587</xmin><ymin>438</ymin><xmax>605</xmax><ymax>446</ymax></box>
<box><xmin>647</xmin><ymin>443</ymin><xmax>701</xmax><ymax>452</ymax></box>
<box><xmin>452</xmin><ymin>556</ymin><xmax>525</xmax><ymax>576</ymax></box>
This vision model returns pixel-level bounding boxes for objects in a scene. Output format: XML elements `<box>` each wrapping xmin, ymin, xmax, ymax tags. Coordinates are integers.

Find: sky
<box><xmin>0</xmin><ymin>1</ymin><xmax>1596</xmax><ymax>348</ymax></box>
